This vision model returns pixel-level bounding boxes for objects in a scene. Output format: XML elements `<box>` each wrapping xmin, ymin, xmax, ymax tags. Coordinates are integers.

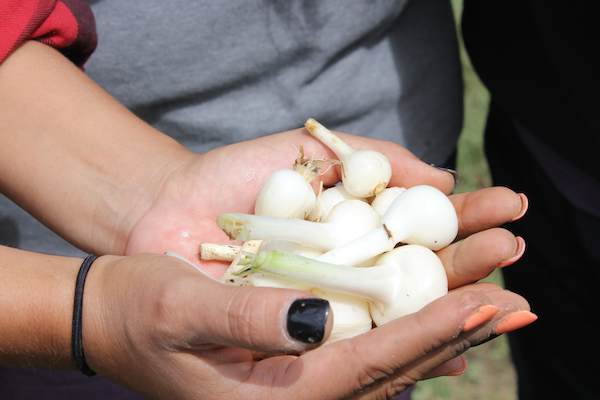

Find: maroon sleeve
<box><xmin>0</xmin><ymin>0</ymin><xmax>97</xmax><ymax>69</ymax></box>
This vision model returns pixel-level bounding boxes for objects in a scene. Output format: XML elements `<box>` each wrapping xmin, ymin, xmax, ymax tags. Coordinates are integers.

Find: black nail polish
<box><xmin>432</xmin><ymin>165</ymin><xmax>460</xmax><ymax>192</ymax></box>
<box><xmin>287</xmin><ymin>298</ymin><xmax>329</xmax><ymax>344</ymax></box>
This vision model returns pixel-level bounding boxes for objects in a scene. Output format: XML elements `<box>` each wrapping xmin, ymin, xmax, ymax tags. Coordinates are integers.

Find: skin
<box><xmin>0</xmin><ymin>41</ymin><xmax>533</xmax><ymax>399</ymax></box>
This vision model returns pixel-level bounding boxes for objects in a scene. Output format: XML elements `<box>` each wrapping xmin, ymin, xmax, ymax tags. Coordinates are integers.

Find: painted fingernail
<box><xmin>509</xmin><ymin>193</ymin><xmax>529</xmax><ymax>222</ymax></box>
<box><xmin>287</xmin><ymin>298</ymin><xmax>330</xmax><ymax>344</ymax></box>
<box><xmin>432</xmin><ymin>165</ymin><xmax>460</xmax><ymax>192</ymax></box>
<box><xmin>494</xmin><ymin>310</ymin><xmax>538</xmax><ymax>335</ymax></box>
<box><xmin>497</xmin><ymin>236</ymin><xmax>526</xmax><ymax>268</ymax></box>
<box><xmin>463</xmin><ymin>304</ymin><xmax>500</xmax><ymax>332</ymax></box>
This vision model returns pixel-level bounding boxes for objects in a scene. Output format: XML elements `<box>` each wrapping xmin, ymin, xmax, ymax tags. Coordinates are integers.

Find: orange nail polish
<box><xmin>509</xmin><ymin>193</ymin><xmax>529</xmax><ymax>222</ymax></box>
<box><xmin>494</xmin><ymin>310</ymin><xmax>538</xmax><ymax>335</ymax></box>
<box><xmin>463</xmin><ymin>305</ymin><xmax>500</xmax><ymax>332</ymax></box>
<box><xmin>497</xmin><ymin>236</ymin><xmax>526</xmax><ymax>268</ymax></box>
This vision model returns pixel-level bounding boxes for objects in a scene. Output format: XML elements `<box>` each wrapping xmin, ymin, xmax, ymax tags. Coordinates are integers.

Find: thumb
<box><xmin>82</xmin><ymin>253</ymin><xmax>332</xmax><ymax>386</ymax></box>
<box><xmin>181</xmin><ymin>275</ymin><xmax>334</xmax><ymax>353</ymax></box>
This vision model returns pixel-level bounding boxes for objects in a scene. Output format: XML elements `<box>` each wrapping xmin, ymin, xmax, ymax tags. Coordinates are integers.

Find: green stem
<box><xmin>235</xmin><ymin>249</ymin><xmax>393</xmax><ymax>304</ymax></box>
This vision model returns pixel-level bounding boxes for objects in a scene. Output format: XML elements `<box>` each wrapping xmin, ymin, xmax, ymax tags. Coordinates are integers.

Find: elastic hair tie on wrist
<box><xmin>72</xmin><ymin>254</ymin><xmax>99</xmax><ymax>377</ymax></box>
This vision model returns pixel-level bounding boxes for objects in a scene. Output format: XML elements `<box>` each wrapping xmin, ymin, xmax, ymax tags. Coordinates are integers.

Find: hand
<box><xmin>83</xmin><ymin>250</ymin><xmax>533</xmax><ymax>400</ymax></box>
<box><xmin>124</xmin><ymin>127</ymin><xmax>509</xmax><ymax>279</ymax></box>
<box><xmin>102</xmin><ymin>130</ymin><xmax>534</xmax><ymax>399</ymax></box>
<box><xmin>0</xmin><ymin>40</ymin><xmax>526</xmax><ymax>279</ymax></box>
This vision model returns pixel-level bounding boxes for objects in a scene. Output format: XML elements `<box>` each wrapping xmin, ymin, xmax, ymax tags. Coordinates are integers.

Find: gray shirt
<box><xmin>1</xmin><ymin>0</ymin><xmax>462</xmax><ymax>256</ymax></box>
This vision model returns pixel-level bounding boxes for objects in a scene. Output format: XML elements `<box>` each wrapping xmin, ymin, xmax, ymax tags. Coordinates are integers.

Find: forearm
<box><xmin>0</xmin><ymin>40</ymin><xmax>194</xmax><ymax>254</ymax></box>
<box><xmin>0</xmin><ymin>245</ymin><xmax>80</xmax><ymax>369</ymax></box>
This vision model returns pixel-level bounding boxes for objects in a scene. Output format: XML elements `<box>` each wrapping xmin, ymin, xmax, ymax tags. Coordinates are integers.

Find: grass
<box><xmin>411</xmin><ymin>2</ymin><xmax>518</xmax><ymax>399</ymax></box>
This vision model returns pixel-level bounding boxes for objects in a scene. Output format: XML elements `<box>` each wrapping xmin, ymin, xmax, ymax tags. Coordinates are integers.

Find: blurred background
<box><xmin>411</xmin><ymin>1</ymin><xmax>517</xmax><ymax>399</ymax></box>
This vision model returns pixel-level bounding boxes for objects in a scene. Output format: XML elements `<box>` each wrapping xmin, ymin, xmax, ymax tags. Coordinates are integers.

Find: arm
<box><xmin>0</xmin><ymin>245</ymin><xmax>79</xmax><ymax>369</ymax></box>
<box><xmin>0</xmin><ymin>40</ymin><xmax>194</xmax><ymax>255</ymax></box>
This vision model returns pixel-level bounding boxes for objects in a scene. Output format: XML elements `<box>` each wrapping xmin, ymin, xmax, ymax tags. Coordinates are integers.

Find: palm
<box><xmin>125</xmin><ymin>129</ymin><xmax>338</xmax><ymax>277</ymax></box>
<box><xmin>124</xmin><ymin>128</ymin><xmax>521</xmax><ymax>281</ymax></box>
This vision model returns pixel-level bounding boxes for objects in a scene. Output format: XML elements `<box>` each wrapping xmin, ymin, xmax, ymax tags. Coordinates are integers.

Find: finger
<box><xmin>84</xmin><ymin>254</ymin><xmax>334</xmax><ymax>399</ymax></box>
<box><xmin>449</xmin><ymin>282</ymin><xmax>537</xmax><ymax>335</ymax></box>
<box><xmin>337</xmin><ymin>131</ymin><xmax>458</xmax><ymax>194</ymax></box>
<box><xmin>436</xmin><ymin>228</ymin><xmax>526</xmax><ymax>288</ymax></box>
<box><xmin>277</xmin><ymin>288</ymin><xmax>533</xmax><ymax>399</ymax></box>
<box><xmin>450</xmin><ymin>187</ymin><xmax>528</xmax><ymax>240</ymax></box>
<box><xmin>423</xmin><ymin>356</ymin><xmax>468</xmax><ymax>379</ymax></box>
<box><xmin>450</xmin><ymin>281</ymin><xmax>503</xmax><ymax>294</ymax></box>
<box><xmin>450</xmin><ymin>282</ymin><xmax>537</xmax><ymax>335</ymax></box>
<box><xmin>348</xmin><ymin>287</ymin><xmax>535</xmax><ymax>399</ymax></box>
<box><xmin>173</xmin><ymin>269</ymin><xmax>334</xmax><ymax>354</ymax></box>
<box><xmin>293</xmin><ymin>129</ymin><xmax>458</xmax><ymax>195</ymax></box>
<box><xmin>86</xmin><ymin>254</ymin><xmax>334</xmax><ymax>366</ymax></box>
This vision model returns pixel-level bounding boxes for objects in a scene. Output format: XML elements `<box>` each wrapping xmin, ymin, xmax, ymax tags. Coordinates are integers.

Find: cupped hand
<box><xmin>124</xmin><ymin>127</ymin><xmax>526</xmax><ymax>280</ymax></box>
<box><xmin>83</xmin><ymin>252</ymin><xmax>534</xmax><ymax>400</ymax></box>
<box><xmin>94</xmin><ymin>128</ymin><xmax>535</xmax><ymax>399</ymax></box>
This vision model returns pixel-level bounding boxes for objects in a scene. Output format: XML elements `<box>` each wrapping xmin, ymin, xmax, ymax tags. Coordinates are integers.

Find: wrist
<box><xmin>0</xmin><ymin>40</ymin><xmax>197</xmax><ymax>256</ymax></box>
<box><xmin>72</xmin><ymin>255</ymin><xmax>100</xmax><ymax>375</ymax></box>
<box><xmin>0</xmin><ymin>246</ymin><xmax>82</xmax><ymax>370</ymax></box>
<box><xmin>89</xmin><ymin>148</ymin><xmax>196</xmax><ymax>255</ymax></box>
<box><xmin>79</xmin><ymin>254</ymin><xmax>157</xmax><ymax>383</ymax></box>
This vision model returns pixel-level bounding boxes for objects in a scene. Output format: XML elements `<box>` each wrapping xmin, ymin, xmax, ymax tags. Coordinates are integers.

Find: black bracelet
<box><xmin>72</xmin><ymin>254</ymin><xmax>99</xmax><ymax>377</ymax></box>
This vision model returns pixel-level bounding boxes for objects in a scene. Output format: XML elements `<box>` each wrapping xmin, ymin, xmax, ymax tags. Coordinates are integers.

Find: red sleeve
<box><xmin>0</xmin><ymin>0</ymin><xmax>97</xmax><ymax>69</ymax></box>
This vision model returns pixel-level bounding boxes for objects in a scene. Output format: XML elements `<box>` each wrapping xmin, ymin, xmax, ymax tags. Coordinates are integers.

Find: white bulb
<box><xmin>370</xmin><ymin>186</ymin><xmax>406</xmax><ymax>218</ymax></box>
<box><xmin>255</xmin><ymin>168</ymin><xmax>316</xmax><ymax>219</ymax></box>
<box><xmin>382</xmin><ymin>185</ymin><xmax>458</xmax><ymax>251</ymax></box>
<box><xmin>368</xmin><ymin>245</ymin><xmax>448</xmax><ymax>326</ymax></box>
<box><xmin>318</xmin><ymin>185</ymin><xmax>367</xmax><ymax>220</ymax></box>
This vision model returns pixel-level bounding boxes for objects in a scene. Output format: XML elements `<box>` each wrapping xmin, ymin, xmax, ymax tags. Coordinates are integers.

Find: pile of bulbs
<box><xmin>205</xmin><ymin>119</ymin><xmax>459</xmax><ymax>343</ymax></box>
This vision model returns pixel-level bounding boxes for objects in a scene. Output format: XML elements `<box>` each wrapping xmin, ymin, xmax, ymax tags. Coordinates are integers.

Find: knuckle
<box><xmin>223</xmin><ymin>288</ymin><xmax>274</xmax><ymax>348</ymax></box>
<box><xmin>140</xmin><ymin>278</ymin><xmax>189</xmax><ymax>348</ymax></box>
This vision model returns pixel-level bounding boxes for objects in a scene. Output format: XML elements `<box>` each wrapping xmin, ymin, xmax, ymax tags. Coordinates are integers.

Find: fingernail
<box><xmin>494</xmin><ymin>310</ymin><xmax>538</xmax><ymax>335</ymax></box>
<box><xmin>509</xmin><ymin>193</ymin><xmax>529</xmax><ymax>222</ymax></box>
<box><xmin>463</xmin><ymin>304</ymin><xmax>500</xmax><ymax>332</ymax></box>
<box><xmin>497</xmin><ymin>236</ymin><xmax>526</xmax><ymax>268</ymax></box>
<box><xmin>444</xmin><ymin>357</ymin><xmax>468</xmax><ymax>377</ymax></box>
<box><xmin>287</xmin><ymin>298</ymin><xmax>330</xmax><ymax>344</ymax></box>
<box><xmin>432</xmin><ymin>165</ymin><xmax>459</xmax><ymax>192</ymax></box>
